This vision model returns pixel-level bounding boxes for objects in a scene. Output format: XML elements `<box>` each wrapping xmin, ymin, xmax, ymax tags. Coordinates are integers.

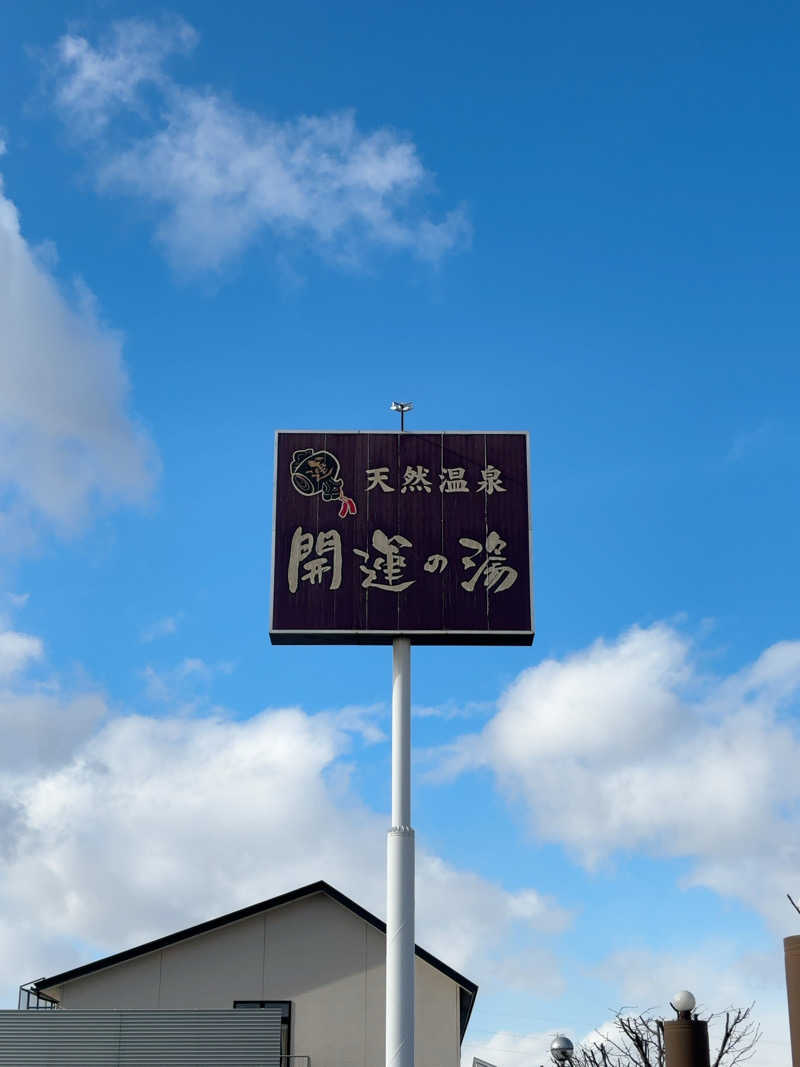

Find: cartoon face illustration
<box><xmin>290</xmin><ymin>448</ymin><xmax>357</xmax><ymax>517</ymax></box>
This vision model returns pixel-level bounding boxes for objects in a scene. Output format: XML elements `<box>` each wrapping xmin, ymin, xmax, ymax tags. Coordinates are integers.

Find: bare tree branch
<box><xmin>709</xmin><ymin>1004</ymin><xmax>761</xmax><ymax>1067</ymax></box>
<box><xmin>573</xmin><ymin>1002</ymin><xmax>761</xmax><ymax>1067</ymax></box>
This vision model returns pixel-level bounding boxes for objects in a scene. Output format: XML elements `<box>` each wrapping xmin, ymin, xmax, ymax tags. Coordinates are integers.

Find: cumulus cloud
<box><xmin>588</xmin><ymin>942</ymin><xmax>788</xmax><ymax>1067</ymax></box>
<box><xmin>0</xmin><ymin>688</ymin><xmax>106</xmax><ymax>773</ymax></box>
<box><xmin>594</xmin><ymin>941</ymin><xmax>780</xmax><ymax>1017</ymax></box>
<box><xmin>0</xmin><ymin>706</ymin><xmax>566</xmax><ymax>999</ymax></box>
<box><xmin>433</xmin><ymin>623</ymin><xmax>800</xmax><ymax>925</ymax></box>
<box><xmin>0</xmin><ymin>629</ymin><xmax>43</xmax><ymax>679</ymax></box>
<box><xmin>462</xmin><ymin>939</ymin><xmax>790</xmax><ymax>1067</ymax></box>
<box><xmin>0</xmin><ymin>170</ymin><xmax>157</xmax><ymax>542</ymax></box>
<box><xmin>462</xmin><ymin>1026</ymin><xmax>559</xmax><ymax>1067</ymax></box>
<box><xmin>45</xmin><ymin>18</ymin><xmax>470</xmax><ymax>272</ymax></box>
<box><xmin>0</xmin><ymin>622</ymin><xmax>106</xmax><ymax>774</ymax></box>
<box><xmin>0</xmin><ymin>634</ymin><xmax>563</xmax><ymax>1009</ymax></box>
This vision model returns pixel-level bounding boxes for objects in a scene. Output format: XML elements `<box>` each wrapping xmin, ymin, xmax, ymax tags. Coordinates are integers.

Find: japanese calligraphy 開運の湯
<box><xmin>288</xmin><ymin>526</ymin><xmax>520</xmax><ymax>595</ymax></box>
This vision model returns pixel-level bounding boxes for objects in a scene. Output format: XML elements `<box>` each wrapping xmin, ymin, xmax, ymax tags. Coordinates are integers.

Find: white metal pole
<box><xmin>387</xmin><ymin>636</ymin><xmax>414</xmax><ymax>1067</ymax></box>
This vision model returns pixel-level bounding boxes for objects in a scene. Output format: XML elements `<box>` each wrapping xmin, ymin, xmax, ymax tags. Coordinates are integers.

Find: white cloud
<box><xmin>0</xmin><ymin>169</ymin><xmax>158</xmax><ymax>541</ymax></box>
<box><xmin>0</xmin><ymin>706</ymin><xmax>566</xmax><ymax>997</ymax></box>
<box><xmin>588</xmin><ymin>942</ymin><xmax>789</xmax><ymax>1067</ymax></box>
<box><xmin>462</xmin><ymin>1026</ymin><xmax>559</xmax><ymax>1067</ymax></box>
<box><xmin>415</xmin><ymin>854</ymin><xmax>570</xmax><ymax>990</ymax></box>
<box><xmin>0</xmin><ymin>630</ymin><xmax>43</xmax><ymax>678</ymax></box>
<box><xmin>0</xmin><ymin>623</ymin><xmax>106</xmax><ymax>774</ymax></box>
<box><xmin>413</xmin><ymin>699</ymin><xmax>495</xmax><ymax>720</ymax></box>
<box><xmin>0</xmin><ymin>687</ymin><xmax>106</xmax><ymax>773</ymax></box>
<box><xmin>46</xmin><ymin>19</ymin><xmax>470</xmax><ymax>272</ymax></box>
<box><xmin>51</xmin><ymin>17</ymin><xmax>198</xmax><ymax>137</ymax></box>
<box><xmin>140</xmin><ymin>613</ymin><xmax>182</xmax><ymax>643</ymax></box>
<box><xmin>463</xmin><ymin>938</ymin><xmax>791</xmax><ymax>1067</ymax></box>
<box><xmin>0</xmin><ymin>638</ymin><xmax>564</xmax><ymax>1009</ymax></box>
<box><xmin>433</xmin><ymin>623</ymin><xmax>800</xmax><ymax>925</ymax></box>
<box><xmin>141</xmin><ymin>655</ymin><xmax>235</xmax><ymax>704</ymax></box>
<box><xmin>332</xmin><ymin>703</ymin><xmax>387</xmax><ymax>744</ymax></box>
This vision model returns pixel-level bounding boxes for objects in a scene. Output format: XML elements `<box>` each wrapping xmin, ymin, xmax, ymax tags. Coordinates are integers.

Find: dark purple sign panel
<box><xmin>270</xmin><ymin>432</ymin><xmax>533</xmax><ymax>645</ymax></box>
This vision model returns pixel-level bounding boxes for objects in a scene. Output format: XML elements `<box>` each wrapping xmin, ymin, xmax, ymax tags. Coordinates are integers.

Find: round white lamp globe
<box><xmin>672</xmin><ymin>990</ymin><xmax>696</xmax><ymax>1014</ymax></box>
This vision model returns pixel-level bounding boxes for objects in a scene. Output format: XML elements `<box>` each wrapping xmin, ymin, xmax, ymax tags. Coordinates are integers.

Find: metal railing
<box><xmin>13</xmin><ymin>993</ymin><xmax>310</xmax><ymax>1066</ymax></box>
<box><xmin>17</xmin><ymin>983</ymin><xmax>59</xmax><ymax>1010</ymax></box>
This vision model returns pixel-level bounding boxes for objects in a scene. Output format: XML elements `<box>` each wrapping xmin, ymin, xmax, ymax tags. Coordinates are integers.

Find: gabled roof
<box><xmin>34</xmin><ymin>880</ymin><xmax>478</xmax><ymax>1040</ymax></box>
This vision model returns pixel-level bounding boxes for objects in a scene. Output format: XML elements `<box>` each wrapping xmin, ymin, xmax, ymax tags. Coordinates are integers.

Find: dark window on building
<box><xmin>234</xmin><ymin>1000</ymin><xmax>291</xmax><ymax>1058</ymax></box>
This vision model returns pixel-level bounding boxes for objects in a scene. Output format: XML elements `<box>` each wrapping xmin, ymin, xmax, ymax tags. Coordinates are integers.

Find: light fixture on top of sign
<box><xmin>389</xmin><ymin>401</ymin><xmax>413</xmax><ymax>431</ymax></box>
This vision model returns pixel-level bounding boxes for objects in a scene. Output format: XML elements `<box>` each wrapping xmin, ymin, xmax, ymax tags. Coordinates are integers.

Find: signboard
<box><xmin>270</xmin><ymin>432</ymin><xmax>533</xmax><ymax>645</ymax></box>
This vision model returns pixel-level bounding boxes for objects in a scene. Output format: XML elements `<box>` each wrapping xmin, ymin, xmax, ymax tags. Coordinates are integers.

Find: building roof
<box><xmin>34</xmin><ymin>880</ymin><xmax>478</xmax><ymax>1040</ymax></box>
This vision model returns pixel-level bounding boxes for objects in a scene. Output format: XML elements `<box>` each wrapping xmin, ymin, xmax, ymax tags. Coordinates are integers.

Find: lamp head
<box><xmin>550</xmin><ymin>1035</ymin><xmax>574</xmax><ymax>1063</ymax></box>
<box><xmin>670</xmin><ymin>990</ymin><xmax>696</xmax><ymax>1018</ymax></box>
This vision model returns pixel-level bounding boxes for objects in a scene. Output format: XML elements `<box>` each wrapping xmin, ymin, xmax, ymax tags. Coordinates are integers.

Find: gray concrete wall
<box><xmin>45</xmin><ymin>892</ymin><xmax>462</xmax><ymax>1067</ymax></box>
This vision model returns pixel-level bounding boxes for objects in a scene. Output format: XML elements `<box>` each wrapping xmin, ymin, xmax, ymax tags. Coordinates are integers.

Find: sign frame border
<box><xmin>269</xmin><ymin>430</ymin><xmax>534</xmax><ymax>646</ymax></box>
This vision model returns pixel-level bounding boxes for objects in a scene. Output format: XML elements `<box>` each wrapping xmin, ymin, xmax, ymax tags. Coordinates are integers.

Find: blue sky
<box><xmin>0</xmin><ymin>1</ymin><xmax>798</xmax><ymax>1062</ymax></box>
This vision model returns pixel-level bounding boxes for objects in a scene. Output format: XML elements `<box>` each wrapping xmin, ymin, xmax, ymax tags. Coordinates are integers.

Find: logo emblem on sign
<box><xmin>290</xmin><ymin>448</ymin><xmax>357</xmax><ymax>518</ymax></box>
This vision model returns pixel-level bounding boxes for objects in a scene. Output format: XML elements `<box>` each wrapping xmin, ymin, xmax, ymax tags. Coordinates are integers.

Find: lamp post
<box><xmin>663</xmin><ymin>991</ymin><xmax>710</xmax><ymax>1067</ymax></box>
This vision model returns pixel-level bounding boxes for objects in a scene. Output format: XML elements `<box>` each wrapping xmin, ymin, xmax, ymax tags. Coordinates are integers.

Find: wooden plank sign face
<box><xmin>270</xmin><ymin>432</ymin><xmax>533</xmax><ymax>645</ymax></box>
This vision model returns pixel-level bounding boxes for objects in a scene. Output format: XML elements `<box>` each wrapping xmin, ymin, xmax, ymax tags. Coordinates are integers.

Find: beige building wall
<box><xmin>45</xmin><ymin>892</ymin><xmax>462</xmax><ymax>1067</ymax></box>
